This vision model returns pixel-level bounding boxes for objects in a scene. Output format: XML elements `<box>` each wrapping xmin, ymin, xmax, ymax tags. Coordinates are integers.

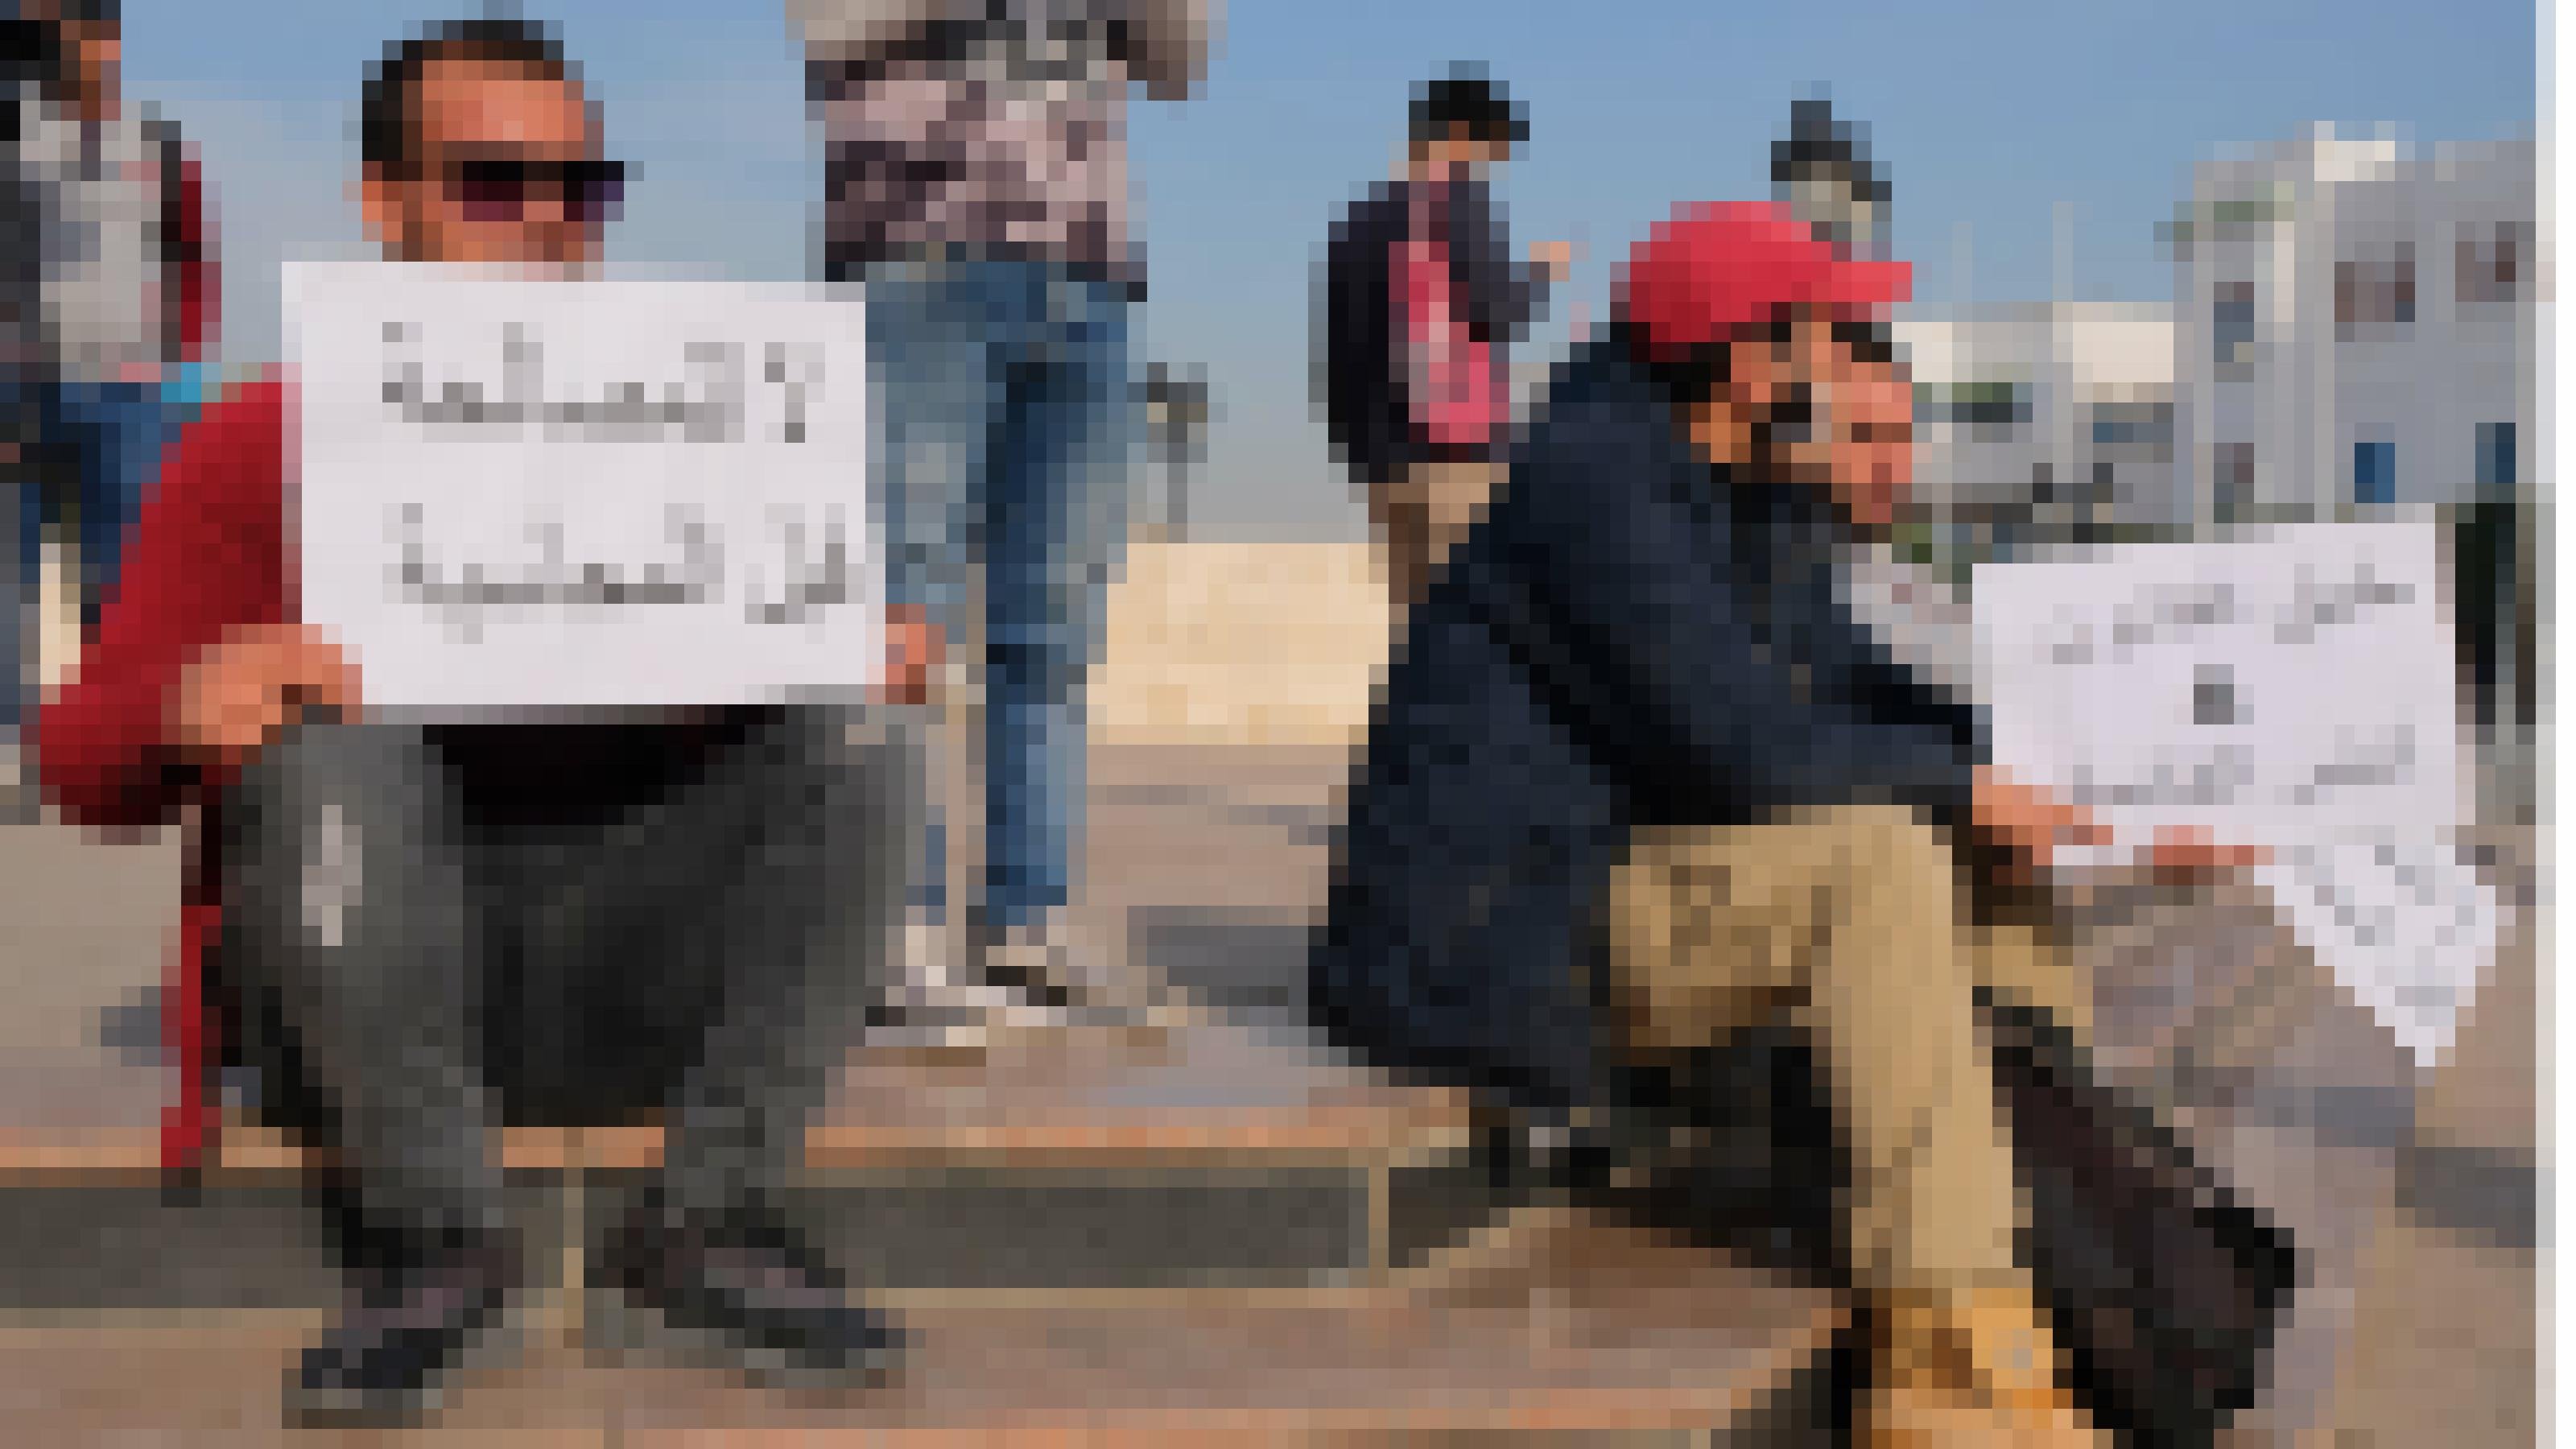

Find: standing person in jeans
<box><xmin>0</xmin><ymin>11</ymin><xmax>47</xmax><ymax>803</ymax></box>
<box><xmin>1323</xmin><ymin>70</ymin><xmax>1567</xmax><ymax>609</ymax></box>
<box><xmin>41</xmin><ymin>17</ymin><xmax>935</xmax><ymax>1424</ymax></box>
<box><xmin>16</xmin><ymin>0</ymin><xmax>215</xmax><ymax>649</ymax></box>
<box><xmin>805</xmin><ymin>0</ymin><xmax>1211</xmax><ymax>1013</ymax></box>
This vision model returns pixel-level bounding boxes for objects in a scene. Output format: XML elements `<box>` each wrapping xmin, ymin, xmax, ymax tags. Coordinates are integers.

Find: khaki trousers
<box><xmin>1598</xmin><ymin>807</ymin><xmax>2092</xmax><ymax>1305</ymax></box>
<box><xmin>1371</xmin><ymin>458</ymin><xmax>1502</xmax><ymax>609</ymax></box>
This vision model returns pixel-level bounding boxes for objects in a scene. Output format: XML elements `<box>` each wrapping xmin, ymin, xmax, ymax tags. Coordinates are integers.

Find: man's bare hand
<box><xmin>1530</xmin><ymin>239</ymin><xmax>1575</xmax><ymax>280</ymax></box>
<box><xmin>2143</xmin><ymin>824</ymin><xmax>2269</xmax><ymax>883</ymax></box>
<box><xmin>877</xmin><ymin>606</ymin><xmax>940</xmax><ymax>707</ymax></box>
<box><xmin>1971</xmin><ymin>766</ymin><xmax>2107</xmax><ymax>880</ymax></box>
<box><xmin>171</xmin><ymin>623</ymin><xmax>360</xmax><ymax>770</ymax></box>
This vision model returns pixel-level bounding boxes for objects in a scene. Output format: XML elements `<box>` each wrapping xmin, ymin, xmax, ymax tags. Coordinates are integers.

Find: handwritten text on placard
<box><xmin>291</xmin><ymin>262</ymin><xmax>877</xmax><ymax>713</ymax></box>
<box><xmin>1974</xmin><ymin>522</ymin><xmax>2461</xmax><ymax>849</ymax></box>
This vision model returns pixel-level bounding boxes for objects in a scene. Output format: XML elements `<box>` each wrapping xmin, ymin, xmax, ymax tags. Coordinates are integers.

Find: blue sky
<box><xmin>122</xmin><ymin>0</ymin><xmax>2534</xmax><ymax>539</ymax></box>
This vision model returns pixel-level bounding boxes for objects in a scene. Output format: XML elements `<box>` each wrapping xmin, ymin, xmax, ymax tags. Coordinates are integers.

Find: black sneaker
<box><xmin>597</xmin><ymin>1199</ymin><xmax>902</xmax><ymax>1388</ymax></box>
<box><xmin>287</xmin><ymin>1236</ymin><xmax>521</xmax><ymax>1427</ymax></box>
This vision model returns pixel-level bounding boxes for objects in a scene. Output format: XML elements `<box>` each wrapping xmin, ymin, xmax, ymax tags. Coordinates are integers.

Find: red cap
<box><xmin>1616</xmin><ymin>201</ymin><xmax>1911</xmax><ymax>364</ymax></box>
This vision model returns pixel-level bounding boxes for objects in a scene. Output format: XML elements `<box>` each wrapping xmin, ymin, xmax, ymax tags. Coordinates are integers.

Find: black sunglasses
<box><xmin>444</xmin><ymin>155</ymin><xmax>626</xmax><ymax>225</ymax></box>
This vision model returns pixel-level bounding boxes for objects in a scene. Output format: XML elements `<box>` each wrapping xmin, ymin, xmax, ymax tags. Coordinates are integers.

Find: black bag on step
<box><xmin>1982</xmin><ymin>989</ymin><xmax>2302</xmax><ymax>1447</ymax></box>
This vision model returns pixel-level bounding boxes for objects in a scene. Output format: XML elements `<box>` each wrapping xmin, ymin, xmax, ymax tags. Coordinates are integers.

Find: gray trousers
<box><xmin>215</xmin><ymin>707</ymin><xmax>919</xmax><ymax>1258</ymax></box>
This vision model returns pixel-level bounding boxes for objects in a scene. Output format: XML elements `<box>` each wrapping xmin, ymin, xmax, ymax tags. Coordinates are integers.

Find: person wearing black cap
<box><xmin>1315</xmin><ymin>202</ymin><xmax>2265</xmax><ymax>1445</ymax></box>
<box><xmin>1321</xmin><ymin>68</ymin><xmax>1568</xmax><ymax>609</ymax></box>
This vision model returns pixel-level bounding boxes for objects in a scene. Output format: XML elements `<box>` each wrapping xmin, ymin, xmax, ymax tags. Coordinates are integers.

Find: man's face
<box><xmin>1690</xmin><ymin>310</ymin><xmax>1914</xmax><ymax>526</ymax></box>
<box><xmin>1824</xmin><ymin>353</ymin><xmax>1914</xmax><ymax>530</ymax></box>
<box><xmin>63</xmin><ymin>19</ymin><xmax>113</xmax><ymax>99</ymax></box>
<box><xmin>1420</xmin><ymin>127</ymin><xmax>1505</xmax><ymax>183</ymax></box>
<box><xmin>361</xmin><ymin>57</ymin><xmax>611</xmax><ymax>267</ymax></box>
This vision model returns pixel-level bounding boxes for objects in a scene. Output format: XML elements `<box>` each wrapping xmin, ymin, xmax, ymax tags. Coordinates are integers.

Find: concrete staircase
<box><xmin>0</xmin><ymin>744</ymin><xmax>1847</xmax><ymax>1441</ymax></box>
<box><xmin>0</xmin><ymin>1022</ymin><xmax>1844</xmax><ymax>1442</ymax></box>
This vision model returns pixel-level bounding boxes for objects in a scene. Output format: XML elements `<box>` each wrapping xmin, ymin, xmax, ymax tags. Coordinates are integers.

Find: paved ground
<box><xmin>0</xmin><ymin>739</ymin><xmax>2540</xmax><ymax>1443</ymax></box>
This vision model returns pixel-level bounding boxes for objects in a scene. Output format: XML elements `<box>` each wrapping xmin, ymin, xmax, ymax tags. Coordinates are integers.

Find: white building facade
<box><xmin>2169</xmin><ymin>127</ymin><xmax>2535</xmax><ymax>527</ymax></box>
<box><xmin>1893</xmin><ymin>302</ymin><xmax>2178</xmax><ymax>557</ymax></box>
<box><xmin>2169</xmin><ymin>126</ymin><xmax>2535</xmax><ymax>807</ymax></box>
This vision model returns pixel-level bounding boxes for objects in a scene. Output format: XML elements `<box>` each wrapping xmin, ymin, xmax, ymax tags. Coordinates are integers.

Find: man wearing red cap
<box><xmin>1315</xmin><ymin>203</ymin><xmax>2257</xmax><ymax>1443</ymax></box>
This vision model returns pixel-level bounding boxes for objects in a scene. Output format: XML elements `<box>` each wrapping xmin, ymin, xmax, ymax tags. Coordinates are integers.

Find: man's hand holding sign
<box><xmin>1969</xmin><ymin>766</ymin><xmax>2268</xmax><ymax>886</ymax></box>
<box><xmin>1975</xmin><ymin>521</ymin><xmax>2498</xmax><ymax>1066</ymax></box>
<box><xmin>169</xmin><ymin>605</ymin><xmax>937</xmax><ymax>771</ymax></box>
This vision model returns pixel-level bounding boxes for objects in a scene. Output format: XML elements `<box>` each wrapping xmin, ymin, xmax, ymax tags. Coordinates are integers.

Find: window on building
<box><xmin>2214</xmin><ymin>281</ymin><xmax>2256</xmax><ymax>369</ymax></box>
<box><xmin>2477</xmin><ymin>422</ymin><xmax>2516</xmax><ymax>497</ymax></box>
<box><xmin>1930</xmin><ymin>381</ymin><xmax>2028</xmax><ymax>442</ymax></box>
<box><xmin>1968</xmin><ymin>382</ymin><xmax>2029</xmax><ymax>443</ymax></box>
<box><xmin>2090</xmin><ymin>402</ymin><xmax>2176</xmax><ymax>459</ymax></box>
<box><xmin>2459</xmin><ymin>221</ymin><xmax>2522</xmax><ymax>305</ymax></box>
<box><xmin>2339</xmin><ymin>246</ymin><xmax>2417</xmax><ymax>339</ymax></box>
<box><xmin>2353</xmin><ymin>440</ymin><xmax>2397</xmax><ymax>509</ymax></box>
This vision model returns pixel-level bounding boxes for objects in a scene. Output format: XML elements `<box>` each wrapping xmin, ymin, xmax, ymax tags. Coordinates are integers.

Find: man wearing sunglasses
<box><xmin>40</xmin><ymin>15</ymin><xmax>935</xmax><ymax>1425</ymax></box>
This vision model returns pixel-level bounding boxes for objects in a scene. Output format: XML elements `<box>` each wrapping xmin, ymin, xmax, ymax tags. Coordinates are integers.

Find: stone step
<box><xmin>0</xmin><ymin>1210</ymin><xmax>1844</xmax><ymax>1444</ymax></box>
<box><xmin>0</xmin><ymin>1023</ymin><xmax>1492</xmax><ymax>1309</ymax></box>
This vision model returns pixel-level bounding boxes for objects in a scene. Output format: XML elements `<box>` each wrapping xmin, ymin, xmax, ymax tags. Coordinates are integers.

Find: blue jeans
<box><xmin>5</xmin><ymin>378</ymin><xmax>189</xmax><ymax>731</ymax></box>
<box><xmin>868</xmin><ymin>259</ymin><xmax>1136</xmax><ymax>931</ymax></box>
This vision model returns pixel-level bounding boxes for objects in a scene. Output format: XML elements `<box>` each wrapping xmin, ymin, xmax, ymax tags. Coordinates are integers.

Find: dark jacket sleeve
<box><xmin>1321</xmin><ymin>189</ymin><xmax>1403</xmax><ymax>485</ymax></box>
<box><xmin>1853</xmin><ymin>626</ymin><xmax>1986</xmax><ymax>776</ymax></box>
<box><xmin>1497</xmin><ymin>374</ymin><xmax>1977</xmax><ymax>828</ymax></box>
<box><xmin>1772</xmin><ymin>508</ymin><xmax>1987</xmax><ymax>827</ymax></box>
<box><xmin>1448</xmin><ymin>180</ymin><xmax>1547</xmax><ymax>347</ymax></box>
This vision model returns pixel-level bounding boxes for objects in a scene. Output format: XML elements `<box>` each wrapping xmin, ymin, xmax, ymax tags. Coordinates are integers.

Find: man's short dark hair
<box><xmin>362</xmin><ymin>17</ymin><xmax>571</xmax><ymax>175</ymax></box>
<box><xmin>1410</xmin><ymin>71</ymin><xmax>1525</xmax><ymax>152</ymax></box>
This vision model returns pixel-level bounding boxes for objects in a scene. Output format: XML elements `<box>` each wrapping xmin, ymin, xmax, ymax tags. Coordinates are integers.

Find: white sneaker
<box><xmin>979</xmin><ymin>913</ymin><xmax>1174</xmax><ymax>1029</ymax></box>
<box><xmin>872</xmin><ymin>919</ymin><xmax>1069</xmax><ymax>1050</ymax></box>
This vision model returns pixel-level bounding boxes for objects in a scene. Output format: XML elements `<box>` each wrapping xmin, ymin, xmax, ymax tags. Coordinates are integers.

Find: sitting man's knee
<box><xmin>223</xmin><ymin>722</ymin><xmax>440</xmax><ymax>844</ymax></box>
<box><xmin>1803</xmin><ymin>803</ymin><xmax>1962</xmax><ymax>878</ymax></box>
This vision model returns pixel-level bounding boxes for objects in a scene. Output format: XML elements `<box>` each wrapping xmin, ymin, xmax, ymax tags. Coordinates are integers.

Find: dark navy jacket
<box><xmin>1311</xmin><ymin>336</ymin><xmax>1986</xmax><ymax>1124</ymax></box>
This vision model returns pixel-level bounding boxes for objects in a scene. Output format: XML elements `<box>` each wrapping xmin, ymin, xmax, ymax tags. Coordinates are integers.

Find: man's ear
<box><xmin>358</xmin><ymin>167</ymin><xmax>399</xmax><ymax>254</ymax></box>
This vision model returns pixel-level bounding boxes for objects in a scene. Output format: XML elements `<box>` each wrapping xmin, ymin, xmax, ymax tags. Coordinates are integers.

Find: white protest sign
<box><xmin>1974</xmin><ymin>522</ymin><xmax>2495</xmax><ymax>1065</ymax></box>
<box><xmin>287</xmin><ymin>262</ymin><xmax>876</xmax><ymax>714</ymax></box>
<box><xmin>1975</xmin><ymin>522</ymin><xmax>2463</xmax><ymax>850</ymax></box>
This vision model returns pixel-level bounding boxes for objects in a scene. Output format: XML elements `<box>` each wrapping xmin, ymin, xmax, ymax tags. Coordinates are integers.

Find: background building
<box><xmin>2168</xmin><ymin>126</ymin><xmax>2534</xmax><ymax>791</ymax></box>
<box><xmin>2168</xmin><ymin>127</ymin><xmax>2533</xmax><ymax>528</ymax></box>
<box><xmin>1895</xmin><ymin>301</ymin><xmax>2178</xmax><ymax>564</ymax></box>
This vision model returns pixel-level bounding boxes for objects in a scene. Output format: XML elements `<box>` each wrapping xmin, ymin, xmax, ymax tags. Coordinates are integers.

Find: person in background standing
<box><xmin>803</xmin><ymin>0</ymin><xmax>1212</xmax><ymax>1017</ymax></box>
<box><xmin>0</xmin><ymin>7</ymin><xmax>48</xmax><ymax>806</ymax></box>
<box><xmin>10</xmin><ymin>0</ymin><xmax>216</xmax><ymax>775</ymax></box>
<box><xmin>1323</xmin><ymin>68</ymin><xmax>1567</xmax><ymax>610</ymax></box>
